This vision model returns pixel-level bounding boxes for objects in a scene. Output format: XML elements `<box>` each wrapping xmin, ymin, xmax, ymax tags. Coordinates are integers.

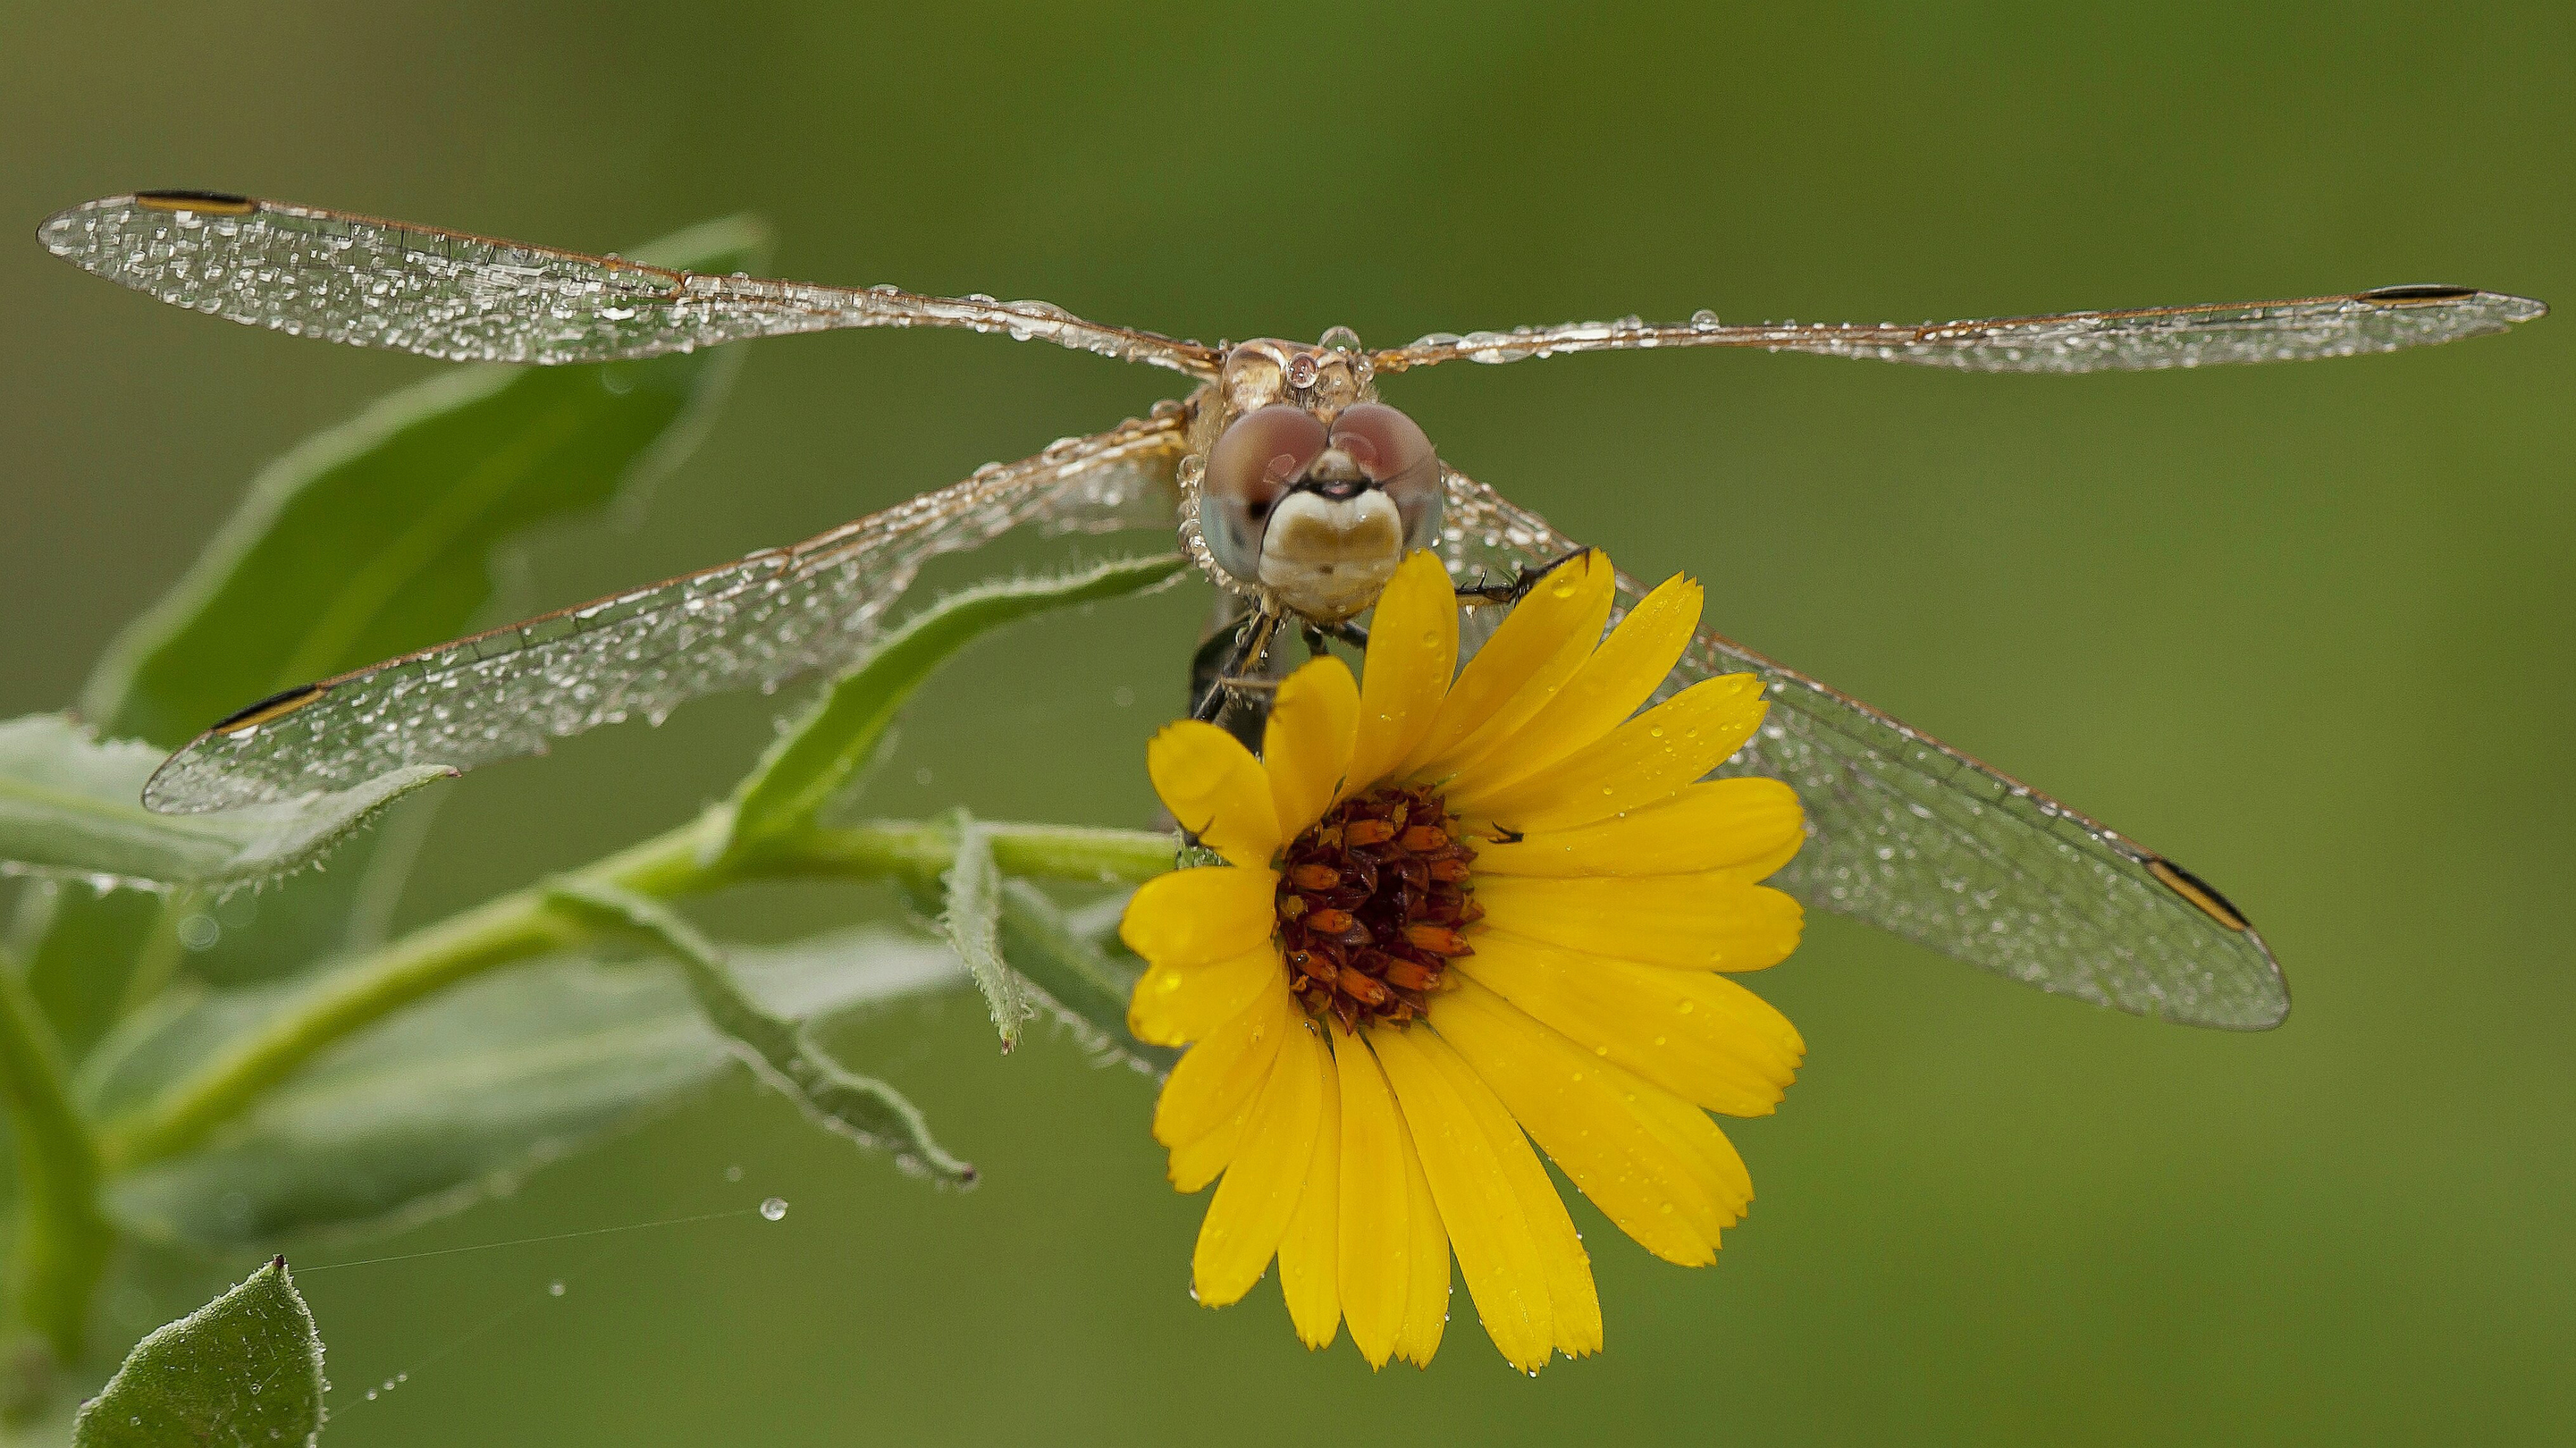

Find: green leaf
<box><xmin>544</xmin><ymin>880</ymin><xmax>971</xmax><ymax>1183</ymax></box>
<box><xmin>87</xmin><ymin>929</ymin><xmax>964</xmax><ymax>1248</ymax></box>
<box><xmin>935</xmin><ymin>811</ymin><xmax>1032</xmax><ymax>1051</ymax></box>
<box><xmin>0</xmin><ymin>715</ymin><xmax>449</xmax><ymax>891</ymax></box>
<box><xmin>70</xmin><ymin>1257</ymin><xmax>324</xmax><ymax>1448</ymax></box>
<box><xmin>17</xmin><ymin>215</ymin><xmax>764</xmax><ymax>1052</ymax></box>
<box><xmin>996</xmin><ymin>880</ymin><xmax>1174</xmax><ymax>1076</ymax></box>
<box><xmin>722</xmin><ymin>555</ymin><xmax>1186</xmax><ymax>850</ymax></box>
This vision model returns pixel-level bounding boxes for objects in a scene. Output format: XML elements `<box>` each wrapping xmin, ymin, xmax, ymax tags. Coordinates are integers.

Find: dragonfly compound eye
<box><xmin>1329</xmin><ymin>402</ymin><xmax>1442</xmax><ymax>551</ymax></box>
<box><xmin>1201</xmin><ymin>404</ymin><xmax>1327</xmax><ymax>581</ymax></box>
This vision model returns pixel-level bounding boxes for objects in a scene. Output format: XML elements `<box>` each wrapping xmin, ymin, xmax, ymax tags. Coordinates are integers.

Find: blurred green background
<box><xmin>4</xmin><ymin>2</ymin><xmax>2571</xmax><ymax>1444</ymax></box>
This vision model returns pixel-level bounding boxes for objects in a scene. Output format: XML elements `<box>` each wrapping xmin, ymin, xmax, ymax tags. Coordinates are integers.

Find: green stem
<box><xmin>100</xmin><ymin>812</ymin><xmax>1176</xmax><ymax>1171</ymax></box>
<box><xmin>777</xmin><ymin>820</ymin><xmax>1178</xmax><ymax>884</ymax></box>
<box><xmin>0</xmin><ymin>951</ymin><xmax>113</xmax><ymax>1364</ymax></box>
<box><xmin>115</xmin><ymin>889</ymin><xmax>198</xmax><ymax>1022</ymax></box>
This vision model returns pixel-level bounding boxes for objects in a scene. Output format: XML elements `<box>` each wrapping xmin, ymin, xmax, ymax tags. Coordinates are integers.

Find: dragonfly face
<box><xmin>1183</xmin><ymin>336</ymin><xmax>1443</xmax><ymax>623</ymax></box>
<box><xmin>36</xmin><ymin>189</ymin><xmax>2551</xmax><ymax>1029</ymax></box>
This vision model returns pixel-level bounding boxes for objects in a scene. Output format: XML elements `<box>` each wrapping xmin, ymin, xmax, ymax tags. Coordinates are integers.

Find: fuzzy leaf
<box><xmin>0</xmin><ymin>715</ymin><xmax>448</xmax><ymax>891</ymax></box>
<box><xmin>88</xmin><ymin>930</ymin><xmax>962</xmax><ymax>1248</ymax></box>
<box><xmin>544</xmin><ymin>880</ymin><xmax>972</xmax><ymax>1183</ymax></box>
<box><xmin>71</xmin><ymin>1257</ymin><xmax>324</xmax><ymax>1448</ymax></box>
<box><xmin>722</xmin><ymin>555</ymin><xmax>1185</xmax><ymax>850</ymax></box>
<box><xmin>935</xmin><ymin>812</ymin><xmax>1032</xmax><ymax>1051</ymax></box>
<box><xmin>997</xmin><ymin>880</ymin><xmax>1174</xmax><ymax>1076</ymax></box>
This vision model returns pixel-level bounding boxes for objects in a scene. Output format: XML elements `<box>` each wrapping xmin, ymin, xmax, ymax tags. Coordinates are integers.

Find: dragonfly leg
<box><xmin>1454</xmin><ymin>545</ymin><xmax>1588</xmax><ymax>606</ymax></box>
<box><xmin>1189</xmin><ymin>608</ymin><xmax>1287</xmax><ymax>750</ymax></box>
<box><xmin>1307</xmin><ymin>619</ymin><xmax>1369</xmax><ymax>653</ymax></box>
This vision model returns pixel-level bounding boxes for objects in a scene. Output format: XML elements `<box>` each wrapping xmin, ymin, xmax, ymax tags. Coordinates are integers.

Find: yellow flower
<box><xmin>1119</xmin><ymin>549</ymin><xmax>1806</xmax><ymax>1373</ymax></box>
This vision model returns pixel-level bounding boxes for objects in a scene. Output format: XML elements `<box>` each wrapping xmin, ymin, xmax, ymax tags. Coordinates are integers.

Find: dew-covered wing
<box><xmin>1374</xmin><ymin>286</ymin><xmax>2544</xmax><ymax>375</ymax></box>
<box><xmin>146</xmin><ymin>413</ymin><xmax>1191</xmax><ymax>813</ymax></box>
<box><xmin>39</xmin><ymin>193</ymin><xmax>1222</xmax><ymax>377</ymax></box>
<box><xmin>1435</xmin><ymin>468</ymin><xmax>2287</xmax><ymax>1030</ymax></box>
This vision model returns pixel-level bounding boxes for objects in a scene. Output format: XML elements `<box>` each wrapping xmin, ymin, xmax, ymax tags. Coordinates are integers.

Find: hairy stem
<box><xmin>0</xmin><ymin>950</ymin><xmax>113</xmax><ymax>1364</ymax></box>
<box><xmin>100</xmin><ymin>811</ymin><xmax>1174</xmax><ymax>1171</ymax></box>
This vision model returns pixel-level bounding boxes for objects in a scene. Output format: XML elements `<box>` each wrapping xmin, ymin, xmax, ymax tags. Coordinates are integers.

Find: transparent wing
<box><xmin>1374</xmin><ymin>286</ymin><xmax>2544</xmax><ymax>375</ymax></box>
<box><xmin>40</xmin><ymin>192</ymin><xmax>1223</xmax><ymax>378</ymax></box>
<box><xmin>1435</xmin><ymin>467</ymin><xmax>2288</xmax><ymax>1030</ymax></box>
<box><xmin>145</xmin><ymin>411</ymin><xmax>1191</xmax><ymax>813</ymax></box>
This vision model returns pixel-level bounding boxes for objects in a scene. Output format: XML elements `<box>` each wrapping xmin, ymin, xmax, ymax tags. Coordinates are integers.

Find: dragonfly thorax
<box><xmin>1182</xmin><ymin>336</ymin><xmax>1443</xmax><ymax>623</ymax></box>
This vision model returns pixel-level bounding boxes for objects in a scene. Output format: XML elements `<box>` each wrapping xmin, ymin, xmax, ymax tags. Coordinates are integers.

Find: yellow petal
<box><xmin>1343</xmin><ymin>551</ymin><xmax>1458</xmax><ymax>797</ymax></box>
<box><xmin>1475</xmin><ymin>778</ymin><xmax>1806</xmax><ymax>880</ymax></box>
<box><xmin>1155</xmin><ymin>976</ymin><xmax>1297</xmax><ymax>1154</ymax></box>
<box><xmin>1444</xmin><ymin>572</ymin><xmax>1702</xmax><ymax>798</ymax></box>
<box><xmin>1402</xmin><ymin>550</ymin><xmax>1613</xmax><ymax>779</ymax></box>
<box><xmin>1148</xmin><ymin>721</ymin><xmax>1281</xmax><ymax>869</ymax></box>
<box><xmin>1473</xmin><ymin>871</ymin><xmax>1804</xmax><ymax>972</ymax></box>
<box><xmin>1276</xmin><ymin>1034</ymin><xmax>1343</xmax><ymax>1349</ymax></box>
<box><xmin>1120</xmin><ymin>865</ymin><xmax>1277</xmax><ymax>970</ymax></box>
<box><xmin>1459</xmin><ymin>930</ymin><xmax>1802</xmax><ymax>1115</ymax></box>
<box><xmin>1264</xmin><ymin>657</ymin><xmax>1360</xmax><ymax>836</ymax></box>
<box><xmin>1193</xmin><ymin>1019</ymin><xmax>1329</xmax><ymax>1307</ymax></box>
<box><xmin>1333</xmin><ymin>1028</ymin><xmax>1411</xmax><ymax>1369</ymax></box>
<box><xmin>1452</xmin><ymin>675</ymin><xmax>1767</xmax><ymax>830</ymax></box>
<box><xmin>1392</xmin><ymin>1099</ymin><xmax>1452</xmax><ymax>1368</ymax></box>
<box><xmin>1412</xmin><ymin>563</ymin><xmax>1616</xmax><ymax>792</ymax></box>
<box><xmin>1431</xmin><ymin>976</ymin><xmax>1730</xmax><ymax>1265</ymax></box>
<box><xmin>1168</xmin><ymin>1114</ymin><xmax>1250</xmax><ymax>1194</ymax></box>
<box><xmin>1413</xmin><ymin>1024</ymin><xmax>1601</xmax><ymax>1360</ymax></box>
<box><xmin>1129</xmin><ymin>943</ymin><xmax>1280</xmax><ymax>1048</ymax></box>
<box><xmin>1621</xmin><ymin>1065</ymin><xmax>1755</xmax><ymax>1220</ymax></box>
<box><xmin>1369</xmin><ymin>1023</ymin><xmax>1554</xmax><ymax>1373</ymax></box>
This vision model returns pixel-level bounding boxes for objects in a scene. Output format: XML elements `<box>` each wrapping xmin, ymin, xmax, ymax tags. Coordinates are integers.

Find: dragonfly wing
<box><xmin>1374</xmin><ymin>285</ymin><xmax>2544</xmax><ymax>375</ymax></box>
<box><xmin>39</xmin><ymin>193</ymin><xmax>1222</xmax><ymax>376</ymax></box>
<box><xmin>1435</xmin><ymin>467</ymin><xmax>2288</xmax><ymax>1030</ymax></box>
<box><xmin>146</xmin><ymin>411</ymin><xmax>1191</xmax><ymax>813</ymax></box>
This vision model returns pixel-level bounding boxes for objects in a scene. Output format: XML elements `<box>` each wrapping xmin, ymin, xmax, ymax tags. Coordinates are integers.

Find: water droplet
<box><xmin>724</xmin><ymin>1164</ymin><xmax>744</xmax><ymax>1183</ymax></box>
<box><xmin>365</xmin><ymin>1390</ymin><xmax>377</xmax><ymax>1402</ymax></box>
<box><xmin>760</xmin><ymin>1197</ymin><xmax>788</xmax><ymax>1221</ymax></box>
<box><xmin>548</xmin><ymin>1280</ymin><xmax>566</xmax><ymax>1297</ymax></box>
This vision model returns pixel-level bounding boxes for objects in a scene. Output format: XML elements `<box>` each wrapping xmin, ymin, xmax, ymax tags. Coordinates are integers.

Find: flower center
<box><xmin>1275</xmin><ymin>784</ymin><xmax>1482</xmax><ymax>1030</ymax></box>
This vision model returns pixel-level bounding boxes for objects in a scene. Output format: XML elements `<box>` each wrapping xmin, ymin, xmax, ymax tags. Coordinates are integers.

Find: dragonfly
<box><xmin>38</xmin><ymin>190</ymin><xmax>2548</xmax><ymax>1032</ymax></box>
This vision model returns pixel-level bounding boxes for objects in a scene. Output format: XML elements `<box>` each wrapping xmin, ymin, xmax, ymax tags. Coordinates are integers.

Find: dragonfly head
<box><xmin>1195</xmin><ymin>336</ymin><xmax>1443</xmax><ymax>622</ymax></box>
